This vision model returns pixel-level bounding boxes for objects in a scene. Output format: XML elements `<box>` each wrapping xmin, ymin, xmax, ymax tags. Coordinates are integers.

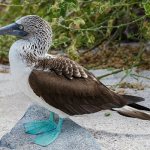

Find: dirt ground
<box><xmin>80</xmin><ymin>43</ymin><xmax>150</xmax><ymax>70</ymax></box>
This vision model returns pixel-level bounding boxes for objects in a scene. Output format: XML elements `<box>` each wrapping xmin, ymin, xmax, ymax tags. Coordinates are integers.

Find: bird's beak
<box><xmin>0</xmin><ymin>23</ymin><xmax>28</xmax><ymax>37</ymax></box>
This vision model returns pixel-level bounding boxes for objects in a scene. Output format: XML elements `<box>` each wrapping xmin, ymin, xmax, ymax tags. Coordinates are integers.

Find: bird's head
<box><xmin>0</xmin><ymin>15</ymin><xmax>52</xmax><ymax>38</ymax></box>
<box><xmin>0</xmin><ymin>15</ymin><xmax>52</xmax><ymax>53</ymax></box>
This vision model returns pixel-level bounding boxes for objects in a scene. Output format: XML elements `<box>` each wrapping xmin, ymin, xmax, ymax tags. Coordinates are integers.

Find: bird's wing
<box><xmin>35</xmin><ymin>55</ymin><xmax>89</xmax><ymax>79</ymax></box>
<box><xmin>29</xmin><ymin>56</ymin><xmax>128</xmax><ymax>115</ymax></box>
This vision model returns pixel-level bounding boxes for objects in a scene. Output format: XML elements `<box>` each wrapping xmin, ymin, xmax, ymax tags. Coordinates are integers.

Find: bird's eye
<box><xmin>19</xmin><ymin>25</ymin><xmax>24</xmax><ymax>30</ymax></box>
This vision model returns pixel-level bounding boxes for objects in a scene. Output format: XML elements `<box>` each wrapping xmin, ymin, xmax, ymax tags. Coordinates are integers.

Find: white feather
<box><xmin>9</xmin><ymin>40</ymin><xmax>69</xmax><ymax>118</ymax></box>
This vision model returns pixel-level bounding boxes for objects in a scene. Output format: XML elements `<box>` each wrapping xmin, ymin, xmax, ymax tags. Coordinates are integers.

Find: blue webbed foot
<box><xmin>34</xmin><ymin>118</ymin><xmax>63</xmax><ymax>146</ymax></box>
<box><xmin>24</xmin><ymin>112</ymin><xmax>56</xmax><ymax>135</ymax></box>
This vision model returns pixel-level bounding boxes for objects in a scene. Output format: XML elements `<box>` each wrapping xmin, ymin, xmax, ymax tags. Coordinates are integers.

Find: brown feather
<box><xmin>29</xmin><ymin>56</ymin><xmax>128</xmax><ymax>115</ymax></box>
<box><xmin>114</xmin><ymin>106</ymin><xmax>150</xmax><ymax>120</ymax></box>
<box><xmin>29</xmin><ymin>56</ymin><xmax>150</xmax><ymax>118</ymax></box>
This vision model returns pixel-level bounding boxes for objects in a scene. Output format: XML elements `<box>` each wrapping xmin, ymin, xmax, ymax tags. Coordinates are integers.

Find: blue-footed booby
<box><xmin>0</xmin><ymin>15</ymin><xmax>150</xmax><ymax>146</ymax></box>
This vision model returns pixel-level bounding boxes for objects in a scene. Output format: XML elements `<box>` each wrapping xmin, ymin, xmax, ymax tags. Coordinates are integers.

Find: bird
<box><xmin>0</xmin><ymin>15</ymin><xmax>149</xmax><ymax>146</ymax></box>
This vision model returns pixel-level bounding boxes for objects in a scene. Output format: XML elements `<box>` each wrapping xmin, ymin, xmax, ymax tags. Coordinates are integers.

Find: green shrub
<box><xmin>0</xmin><ymin>0</ymin><xmax>150</xmax><ymax>60</ymax></box>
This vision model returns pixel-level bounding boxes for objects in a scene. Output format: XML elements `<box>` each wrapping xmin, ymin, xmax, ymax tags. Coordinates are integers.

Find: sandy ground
<box><xmin>0</xmin><ymin>105</ymin><xmax>101</xmax><ymax>150</ymax></box>
<box><xmin>0</xmin><ymin>65</ymin><xmax>150</xmax><ymax>150</ymax></box>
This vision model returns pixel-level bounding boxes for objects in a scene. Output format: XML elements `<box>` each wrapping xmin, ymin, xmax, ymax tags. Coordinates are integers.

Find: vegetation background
<box><xmin>0</xmin><ymin>0</ymin><xmax>150</xmax><ymax>70</ymax></box>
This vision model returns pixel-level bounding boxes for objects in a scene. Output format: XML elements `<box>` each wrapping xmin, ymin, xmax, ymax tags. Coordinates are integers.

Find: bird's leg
<box><xmin>24</xmin><ymin>112</ymin><xmax>57</xmax><ymax>135</ymax></box>
<box><xmin>34</xmin><ymin>117</ymin><xmax>64</xmax><ymax>146</ymax></box>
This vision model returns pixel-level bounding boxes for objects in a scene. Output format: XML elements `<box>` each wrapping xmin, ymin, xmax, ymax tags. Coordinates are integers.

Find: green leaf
<box><xmin>104</xmin><ymin>112</ymin><xmax>111</xmax><ymax>117</ymax></box>
<box><xmin>60</xmin><ymin>2</ymin><xmax>67</xmax><ymax>17</ymax></box>
<box><xmin>143</xmin><ymin>2</ymin><xmax>150</xmax><ymax>16</ymax></box>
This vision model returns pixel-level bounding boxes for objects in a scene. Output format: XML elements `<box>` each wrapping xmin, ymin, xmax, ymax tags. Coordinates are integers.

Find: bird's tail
<box><xmin>113</xmin><ymin>95</ymin><xmax>150</xmax><ymax>120</ymax></box>
<box><xmin>113</xmin><ymin>106</ymin><xmax>150</xmax><ymax>120</ymax></box>
<box><xmin>122</xmin><ymin>95</ymin><xmax>144</xmax><ymax>104</ymax></box>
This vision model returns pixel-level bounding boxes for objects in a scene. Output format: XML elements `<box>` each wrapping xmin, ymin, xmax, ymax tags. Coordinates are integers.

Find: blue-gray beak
<box><xmin>0</xmin><ymin>23</ymin><xmax>28</xmax><ymax>37</ymax></box>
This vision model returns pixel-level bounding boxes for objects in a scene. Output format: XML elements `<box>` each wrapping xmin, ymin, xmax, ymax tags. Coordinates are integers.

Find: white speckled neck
<box><xmin>9</xmin><ymin>20</ymin><xmax>52</xmax><ymax>75</ymax></box>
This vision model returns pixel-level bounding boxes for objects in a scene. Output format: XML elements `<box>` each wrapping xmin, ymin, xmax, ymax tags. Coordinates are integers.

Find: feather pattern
<box><xmin>35</xmin><ymin>56</ymin><xmax>88</xmax><ymax>79</ymax></box>
<box><xmin>29</xmin><ymin>56</ymin><xmax>128</xmax><ymax>115</ymax></box>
